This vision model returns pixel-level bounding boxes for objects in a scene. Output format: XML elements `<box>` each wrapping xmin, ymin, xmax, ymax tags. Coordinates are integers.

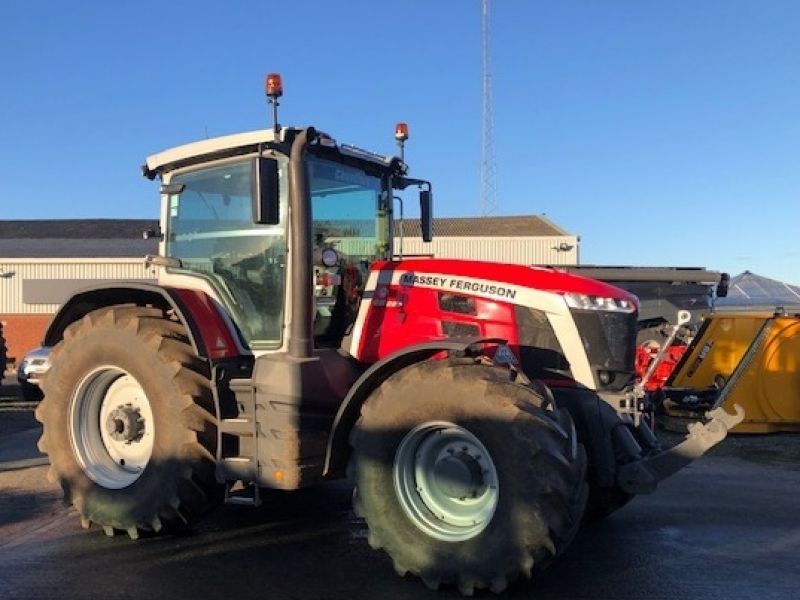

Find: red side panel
<box><xmin>357</xmin><ymin>275</ymin><xmax>519</xmax><ymax>363</ymax></box>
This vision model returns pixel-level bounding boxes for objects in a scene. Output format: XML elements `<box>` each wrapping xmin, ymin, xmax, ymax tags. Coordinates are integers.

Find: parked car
<box><xmin>17</xmin><ymin>346</ymin><xmax>50</xmax><ymax>401</ymax></box>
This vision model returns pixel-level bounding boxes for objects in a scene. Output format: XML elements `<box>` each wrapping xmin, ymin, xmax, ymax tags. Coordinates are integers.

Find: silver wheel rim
<box><xmin>393</xmin><ymin>421</ymin><xmax>499</xmax><ymax>542</ymax></box>
<box><xmin>69</xmin><ymin>366</ymin><xmax>155</xmax><ymax>489</ymax></box>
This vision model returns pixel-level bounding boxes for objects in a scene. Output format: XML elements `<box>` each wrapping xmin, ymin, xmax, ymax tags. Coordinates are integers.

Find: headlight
<box><xmin>564</xmin><ymin>292</ymin><xmax>636</xmax><ymax>313</ymax></box>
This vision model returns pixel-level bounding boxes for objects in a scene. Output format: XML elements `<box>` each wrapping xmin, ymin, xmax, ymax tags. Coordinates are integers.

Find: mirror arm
<box><xmin>395</xmin><ymin>176</ymin><xmax>430</xmax><ymax>191</ymax></box>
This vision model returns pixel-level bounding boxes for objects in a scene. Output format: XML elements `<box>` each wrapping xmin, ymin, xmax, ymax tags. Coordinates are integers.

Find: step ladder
<box><xmin>217</xmin><ymin>377</ymin><xmax>261</xmax><ymax>506</ymax></box>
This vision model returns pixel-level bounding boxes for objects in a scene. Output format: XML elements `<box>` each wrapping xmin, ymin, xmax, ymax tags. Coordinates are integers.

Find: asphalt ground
<box><xmin>1</xmin><ymin>383</ymin><xmax>799</xmax><ymax>600</ymax></box>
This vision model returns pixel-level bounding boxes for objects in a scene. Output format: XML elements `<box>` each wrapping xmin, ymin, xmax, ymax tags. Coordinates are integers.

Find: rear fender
<box><xmin>44</xmin><ymin>282</ymin><xmax>249</xmax><ymax>361</ymax></box>
<box><xmin>323</xmin><ymin>337</ymin><xmax>506</xmax><ymax>478</ymax></box>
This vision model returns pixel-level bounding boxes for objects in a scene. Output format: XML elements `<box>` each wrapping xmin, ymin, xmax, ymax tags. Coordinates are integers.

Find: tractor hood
<box><xmin>371</xmin><ymin>258</ymin><xmax>638</xmax><ymax>307</ymax></box>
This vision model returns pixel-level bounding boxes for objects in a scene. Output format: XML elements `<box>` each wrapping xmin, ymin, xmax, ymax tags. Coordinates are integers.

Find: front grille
<box><xmin>570</xmin><ymin>309</ymin><xmax>637</xmax><ymax>391</ymax></box>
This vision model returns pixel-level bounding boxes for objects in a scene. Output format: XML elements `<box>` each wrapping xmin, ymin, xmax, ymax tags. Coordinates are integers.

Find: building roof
<box><xmin>716</xmin><ymin>271</ymin><xmax>800</xmax><ymax>310</ymax></box>
<box><xmin>0</xmin><ymin>219</ymin><xmax>158</xmax><ymax>240</ymax></box>
<box><xmin>398</xmin><ymin>215</ymin><xmax>570</xmax><ymax>238</ymax></box>
<box><xmin>0</xmin><ymin>239</ymin><xmax>158</xmax><ymax>259</ymax></box>
<box><xmin>0</xmin><ymin>220</ymin><xmax>158</xmax><ymax>258</ymax></box>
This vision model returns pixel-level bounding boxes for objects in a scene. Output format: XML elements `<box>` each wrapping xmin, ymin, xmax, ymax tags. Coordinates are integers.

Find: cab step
<box><xmin>224</xmin><ymin>480</ymin><xmax>261</xmax><ymax>507</ymax></box>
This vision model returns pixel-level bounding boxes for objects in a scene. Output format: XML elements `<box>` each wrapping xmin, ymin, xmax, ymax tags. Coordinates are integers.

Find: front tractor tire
<box><xmin>35</xmin><ymin>306</ymin><xmax>220</xmax><ymax>538</ymax></box>
<box><xmin>350</xmin><ymin>360</ymin><xmax>588</xmax><ymax>595</ymax></box>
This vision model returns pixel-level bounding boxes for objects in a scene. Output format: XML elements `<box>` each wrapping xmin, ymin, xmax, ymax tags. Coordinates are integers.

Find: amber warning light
<box><xmin>265</xmin><ymin>73</ymin><xmax>283</xmax><ymax>98</ymax></box>
<box><xmin>265</xmin><ymin>73</ymin><xmax>283</xmax><ymax>135</ymax></box>
<box><xmin>395</xmin><ymin>122</ymin><xmax>409</xmax><ymax>141</ymax></box>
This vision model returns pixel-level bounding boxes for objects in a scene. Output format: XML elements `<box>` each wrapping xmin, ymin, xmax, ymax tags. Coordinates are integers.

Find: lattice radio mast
<box><xmin>481</xmin><ymin>0</ymin><xmax>498</xmax><ymax>216</ymax></box>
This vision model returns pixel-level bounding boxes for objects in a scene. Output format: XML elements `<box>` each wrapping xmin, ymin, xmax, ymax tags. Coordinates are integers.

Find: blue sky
<box><xmin>2</xmin><ymin>1</ymin><xmax>798</xmax><ymax>284</ymax></box>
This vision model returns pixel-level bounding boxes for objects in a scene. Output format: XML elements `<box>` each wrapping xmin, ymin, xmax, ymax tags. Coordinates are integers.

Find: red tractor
<box><xmin>35</xmin><ymin>75</ymin><xmax>742</xmax><ymax>595</ymax></box>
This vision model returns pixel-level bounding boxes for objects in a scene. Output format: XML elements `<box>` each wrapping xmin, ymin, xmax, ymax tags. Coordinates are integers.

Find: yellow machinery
<box><xmin>662</xmin><ymin>311</ymin><xmax>800</xmax><ymax>433</ymax></box>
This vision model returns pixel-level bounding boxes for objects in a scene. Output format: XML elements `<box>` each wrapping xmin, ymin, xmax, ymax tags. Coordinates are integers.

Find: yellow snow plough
<box><xmin>660</xmin><ymin>310</ymin><xmax>800</xmax><ymax>433</ymax></box>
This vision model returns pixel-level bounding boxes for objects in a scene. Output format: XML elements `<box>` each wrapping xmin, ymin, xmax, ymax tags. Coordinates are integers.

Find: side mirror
<box><xmin>254</xmin><ymin>157</ymin><xmax>280</xmax><ymax>225</ymax></box>
<box><xmin>420</xmin><ymin>189</ymin><xmax>433</xmax><ymax>242</ymax></box>
<box><xmin>717</xmin><ymin>272</ymin><xmax>730</xmax><ymax>298</ymax></box>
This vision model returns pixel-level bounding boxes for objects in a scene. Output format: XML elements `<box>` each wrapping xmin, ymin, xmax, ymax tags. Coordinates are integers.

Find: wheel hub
<box><xmin>433</xmin><ymin>452</ymin><xmax>487</xmax><ymax>500</ymax></box>
<box><xmin>69</xmin><ymin>366</ymin><xmax>155</xmax><ymax>489</ymax></box>
<box><xmin>105</xmin><ymin>405</ymin><xmax>144</xmax><ymax>443</ymax></box>
<box><xmin>393</xmin><ymin>421</ymin><xmax>499</xmax><ymax>542</ymax></box>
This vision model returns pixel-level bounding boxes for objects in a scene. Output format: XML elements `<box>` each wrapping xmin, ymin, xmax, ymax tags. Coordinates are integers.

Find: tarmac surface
<box><xmin>1</xmin><ymin>379</ymin><xmax>799</xmax><ymax>600</ymax></box>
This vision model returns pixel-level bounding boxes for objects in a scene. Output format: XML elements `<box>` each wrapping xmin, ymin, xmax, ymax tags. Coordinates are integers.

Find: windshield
<box><xmin>166</xmin><ymin>158</ymin><xmax>287</xmax><ymax>348</ymax></box>
<box><xmin>309</xmin><ymin>155</ymin><xmax>390</xmax><ymax>344</ymax></box>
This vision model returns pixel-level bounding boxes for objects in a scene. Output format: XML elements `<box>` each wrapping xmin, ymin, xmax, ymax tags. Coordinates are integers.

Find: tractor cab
<box><xmin>144</xmin><ymin>124</ymin><xmax>431</xmax><ymax>353</ymax></box>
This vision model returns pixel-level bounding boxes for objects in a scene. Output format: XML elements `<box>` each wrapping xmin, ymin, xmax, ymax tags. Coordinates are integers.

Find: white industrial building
<box><xmin>0</xmin><ymin>220</ymin><xmax>157</xmax><ymax>365</ymax></box>
<box><xmin>395</xmin><ymin>215</ymin><xmax>578</xmax><ymax>265</ymax></box>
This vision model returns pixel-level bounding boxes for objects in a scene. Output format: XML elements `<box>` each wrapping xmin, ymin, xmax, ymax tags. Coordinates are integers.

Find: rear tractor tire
<box><xmin>35</xmin><ymin>306</ymin><xmax>221</xmax><ymax>538</ymax></box>
<box><xmin>350</xmin><ymin>360</ymin><xmax>588</xmax><ymax>595</ymax></box>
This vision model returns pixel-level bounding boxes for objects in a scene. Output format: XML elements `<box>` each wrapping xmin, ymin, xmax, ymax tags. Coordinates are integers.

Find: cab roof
<box><xmin>143</xmin><ymin>127</ymin><xmax>399</xmax><ymax>179</ymax></box>
<box><xmin>145</xmin><ymin>128</ymin><xmax>281</xmax><ymax>176</ymax></box>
